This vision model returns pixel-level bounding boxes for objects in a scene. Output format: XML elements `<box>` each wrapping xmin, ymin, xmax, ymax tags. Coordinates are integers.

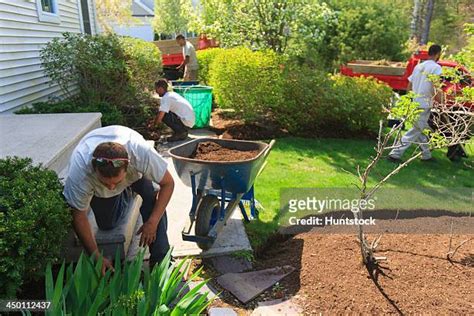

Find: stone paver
<box><xmin>187</xmin><ymin>280</ymin><xmax>220</xmax><ymax>300</ymax></box>
<box><xmin>251</xmin><ymin>298</ymin><xmax>303</xmax><ymax>315</ymax></box>
<box><xmin>210</xmin><ymin>255</ymin><xmax>253</xmax><ymax>274</ymax></box>
<box><xmin>217</xmin><ymin>266</ymin><xmax>295</xmax><ymax>304</ymax></box>
<box><xmin>209</xmin><ymin>307</ymin><xmax>238</xmax><ymax>316</ymax></box>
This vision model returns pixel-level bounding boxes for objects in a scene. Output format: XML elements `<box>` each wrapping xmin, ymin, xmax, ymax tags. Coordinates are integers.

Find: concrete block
<box><xmin>0</xmin><ymin>113</ymin><xmax>102</xmax><ymax>174</ymax></box>
<box><xmin>64</xmin><ymin>194</ymin><xmax>142</xmax><ymax>261</ymax></box>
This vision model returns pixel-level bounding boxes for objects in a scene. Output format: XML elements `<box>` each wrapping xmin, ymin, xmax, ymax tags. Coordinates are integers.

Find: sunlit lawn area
<box><xmin>248</xmin><ymin>137</ymin><xmax>473</xmax><ymax>249</ymax></box>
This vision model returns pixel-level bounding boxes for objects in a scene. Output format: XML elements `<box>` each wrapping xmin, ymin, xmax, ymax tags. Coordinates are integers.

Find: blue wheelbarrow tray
<box><xmin>168</xmin><ymin>138</ymin><xmax>274</xmax><ymax>250</ymax></box>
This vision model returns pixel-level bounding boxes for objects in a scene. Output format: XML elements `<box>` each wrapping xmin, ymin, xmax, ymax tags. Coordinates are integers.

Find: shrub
<box><xmin>16</xmin><ymin>100</ymin><xmax>125</xmax><ymax>126</ymax></box>
<box><xmin>209</xmin><ymin>47</ymin><xmax>284</xmax><ymax>121</ymax></box>
<box><xmin>0</xmin><ymin>157</ymin><xmax>70</xmax><ymax>298</ymax></box>
<box><xmin>40</xmin><ymin>33</ymin><xmax>161</xmax><ymax>127</ymax></box>
<box><xmin>120</xmin><ymin>37</ymin><xmax>162</xmax><ymax>92</ymax></box>
<box><xmin>45</xmin><ymin>250</ymin><xmax>212</xmax><ymax>315</ymax></box>
<box><xmin>196</xmin><ymin>48</ymin><xmax>224</xmax><ymax>85</ymax></box>
<box><xmin>324</xmin><ymin>74</ymin><xmax>392</xmax><ymax>135</ymax></box>
<box><xmin>273</xmin><ymin>63</ymin><xmax>331</xmax><ymax>135</ymax></box>
<box><xmin>273</xmin><ymin>65</ymin><xmax>391</xmax><ymax>137</ymax></box>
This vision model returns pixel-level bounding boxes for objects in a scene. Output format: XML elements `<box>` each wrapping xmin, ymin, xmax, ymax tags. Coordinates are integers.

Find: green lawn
<box><xmin>248</xmin><ymin>137</ymin><xmax>473</xmax><ymax>250</ymax></box>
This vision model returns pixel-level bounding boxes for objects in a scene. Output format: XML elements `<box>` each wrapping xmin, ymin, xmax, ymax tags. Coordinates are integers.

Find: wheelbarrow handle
<box><xmin>263</xmin><ymin>139</ymin><xmax>276</xmax><ymax>159</ymax></box>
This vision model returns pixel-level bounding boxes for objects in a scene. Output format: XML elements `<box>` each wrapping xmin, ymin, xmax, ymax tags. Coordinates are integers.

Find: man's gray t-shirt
<box><xmin>63</xmin><ymin>125</ymin><xmax>168</xmax><ymax>211</ymax></box>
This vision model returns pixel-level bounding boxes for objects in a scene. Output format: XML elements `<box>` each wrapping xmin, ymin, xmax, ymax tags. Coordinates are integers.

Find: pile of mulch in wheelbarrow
<box><xmin>192</xmin><ymin>141</ymin><xmax>260</xmax><ymax>161</ymax></box>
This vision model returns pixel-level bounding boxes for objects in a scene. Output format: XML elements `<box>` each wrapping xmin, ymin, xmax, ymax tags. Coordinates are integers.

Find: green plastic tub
<box><xmin>173</xmin><ymin>85</ymin><xmax>213</xmax><ymax>128</ymax></box>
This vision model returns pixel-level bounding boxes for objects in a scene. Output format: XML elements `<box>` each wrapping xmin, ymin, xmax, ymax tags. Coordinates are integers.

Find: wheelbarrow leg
<box><xmin>239</xmin><ymin>201</ymin><xmax>250</xmax><ymax>223</ymax></box>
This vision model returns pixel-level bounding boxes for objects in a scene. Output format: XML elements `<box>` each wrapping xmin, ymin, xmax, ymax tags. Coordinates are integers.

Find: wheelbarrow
<box><xmin>168</xmin><ymin>138</ymin><xmax>275</xmax><ymax>250</ymax></box>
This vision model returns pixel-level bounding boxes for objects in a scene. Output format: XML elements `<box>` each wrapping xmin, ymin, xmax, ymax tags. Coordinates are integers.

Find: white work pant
<box><xmin>390</xmin><ymin>108</ymin><xmax>432</xmax><ymax>160</ymax></box>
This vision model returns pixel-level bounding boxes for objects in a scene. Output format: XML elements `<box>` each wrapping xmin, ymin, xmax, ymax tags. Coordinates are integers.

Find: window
<box><xmin>36</xmin><ymin>0</ymin><xmax>60</xmax><ymax>24</ymax></box>
<box><xmin>41</xmin><ymin>0</ymin><xmax>55</xmax><ymax>13</ymax></box>
<box><xmin>80</xmin><ymin>0</ymin><xmax>92</xmax><ymax>34</ymax></box>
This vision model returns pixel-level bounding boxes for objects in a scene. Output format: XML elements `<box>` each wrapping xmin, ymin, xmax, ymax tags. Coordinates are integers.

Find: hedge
<box><xmin>209</xmin><ymin>47</ymin><xmax>284</xmax><ymax>121</ymax></box>
<box><xmin>204</xmin><ymin>47</ymin><xmax>392</xmax><ymax>137</ymax></box>
<box><xmin>196</xmin><ymin>48</ymin><xmax>225</xmax><ymax>85</ymax></box>
<box><xmin>0</xmin><ymin>157</ymin><xmax>71</xmax><ymax>298</ymax></box>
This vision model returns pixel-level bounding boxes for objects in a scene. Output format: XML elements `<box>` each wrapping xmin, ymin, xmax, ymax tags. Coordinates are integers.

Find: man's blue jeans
<box><xmin>90</xmin><ymin>177</ymin><xmax>170</xmax><ymax>265</ymax></box>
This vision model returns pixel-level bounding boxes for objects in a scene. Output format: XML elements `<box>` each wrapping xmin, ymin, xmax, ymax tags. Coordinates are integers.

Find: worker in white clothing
<box><xmin>176</xmin><ymin>34</ymin><xmax>199</xmax><ymax>81</ymax></box>
<box><xmin>388</xmin><ymin>44</ymin><xmax>443</xmax><ymax>162</ymax></box>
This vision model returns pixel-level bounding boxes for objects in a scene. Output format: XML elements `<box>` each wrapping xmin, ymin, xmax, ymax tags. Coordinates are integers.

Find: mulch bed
<box><xmin>192</xmin><ymin>141</ymin><xmax>260</xmax><ymax>161</ymax></box>
<box><xmin>205</xmin><ymin>216</ymin><xmax>473</xmax><ymax>315</ymax></box>
<box><xmin>210</xmin><ymin>110</ymin><xmax>287</xmax><ymax>140</ymax></box>
<box><xmin>256</xmin><ymin>221</ymin><xmax>473</xmax><ymax>314</ymax></box>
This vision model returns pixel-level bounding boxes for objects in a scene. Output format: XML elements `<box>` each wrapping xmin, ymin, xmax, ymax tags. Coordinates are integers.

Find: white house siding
<box><xmin>0</xmin><ymin>0</ymin><xmax>98</xmax><ymax>114</ymax></box>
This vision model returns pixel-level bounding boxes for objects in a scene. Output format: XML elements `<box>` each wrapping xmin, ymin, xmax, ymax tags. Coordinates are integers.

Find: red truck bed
<box><xmin>340</xmin><ymin>51</ymin><xmax>471</xmax><ymax>93</ymax></box>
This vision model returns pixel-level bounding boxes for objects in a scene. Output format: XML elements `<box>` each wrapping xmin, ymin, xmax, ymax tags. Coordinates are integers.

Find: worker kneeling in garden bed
<box><xmin>154</xmin><ymin>78</ymin><xmax>195</xmax><ymax>142</ymax></box>
<box><xmin>63</xmin><ymin>125</ymin><xmax>174</xmax><ymax>274</ymax></box>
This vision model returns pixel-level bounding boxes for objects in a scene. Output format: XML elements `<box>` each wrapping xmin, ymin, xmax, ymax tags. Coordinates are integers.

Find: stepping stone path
<box><xmin>217</xmin><ymin>266</ymin><xmax>295</xmax><ymax>304</ymax></box>
<box><xmin>210</xmin><ymin>255</ymin><xmax>253</xmax><ymax>274</ymax></box>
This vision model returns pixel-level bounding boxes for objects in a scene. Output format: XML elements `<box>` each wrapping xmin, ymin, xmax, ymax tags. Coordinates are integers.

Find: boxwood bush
<box><xmin>0</xmin><ymin>157</ymin><xmax>70</xmax><ymax>298</ymax></box>
<box><xmin>323</xmin><ymin>74</ymin><xmax>392</xmax><ymax>136</ymax></box>
<box><xmin>209</xmin><ymin>47</ymin><xmax>284</xmax><ymax>121</ymax></box>
<box><xmin>196</xmin><ymin>48</ymin><xmax>224</xmax><ymax>85</ymax></box>
<box><xmin>275</xmin><ymin>66</ymin><xmax>391</xmax><ymax>137</ymax></box>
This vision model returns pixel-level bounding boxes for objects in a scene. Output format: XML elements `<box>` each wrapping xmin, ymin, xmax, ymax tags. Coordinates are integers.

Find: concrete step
<box><xmin>0</xmin><ymin>113</ymin><xmax>102</xmax><ymax>177</ymax></box>
<box><xmin>64</xmin><ymin>194</ymin><xmax>143</xmax><ymax>262</ymax></box>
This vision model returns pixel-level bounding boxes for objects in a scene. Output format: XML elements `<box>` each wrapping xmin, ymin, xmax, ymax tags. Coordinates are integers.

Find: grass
<box><xmin>247</xmin><ymin>137</ymin><xmax>473</xmax><ymax>250</ymax></box>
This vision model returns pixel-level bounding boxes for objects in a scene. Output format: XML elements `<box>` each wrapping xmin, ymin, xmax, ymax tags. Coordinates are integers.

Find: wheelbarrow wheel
<box><xmin>195</xmin><ymin>195</ymin><xmax>220</xmax><ymax>250</ymax></box>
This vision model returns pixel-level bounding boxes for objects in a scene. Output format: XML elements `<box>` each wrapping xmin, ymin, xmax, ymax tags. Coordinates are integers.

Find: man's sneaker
<box><xmin>166</xmin><ymin>131</ymin><xmax>188</xmax><ymax>142</ymax></box>
<box><xmin>387</xmin><ymin>155</ymin><xmax>402</xmax><ymax>163</ymax></box>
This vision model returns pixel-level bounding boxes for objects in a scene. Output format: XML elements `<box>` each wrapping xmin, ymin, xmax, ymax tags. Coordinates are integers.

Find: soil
<box><xmin>210</xmin><ymin>109</ymin><xmax>376</xmax><ymax>140</ymax></box>
<box><xmin>192</xmin><ymin>141</ymin><xmax>261</xmax><ymax>161</ymax></box>
<box><xmin>210</xmin><ymin>110</ymin><xmax>287</xmax><ymax>140</ymax></box>
<box><xmin>205</xmin><ymin>216</ymin><xmax>473</xmax><ymax>315</ymax></box>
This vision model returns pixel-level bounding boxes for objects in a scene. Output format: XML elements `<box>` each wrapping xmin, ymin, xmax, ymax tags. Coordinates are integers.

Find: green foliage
<box><xmin>189</xmin><ymin>0</ymin><xmax>335</xmax><ymax>54</ymax></box>
<box><xmin>45</xmin><ymin>249</ymin><xmax>212</xmax><ymax>315</ymax></box>
<box><xmin>274</xmin><ymin>65</ymin><xmax>391</xmax><ymax>137</ymax></box>
<box><xmin>205</xmin><ymin>48</ymin><xmax>390</xmax><ymax>136</ymax></box>
<box><xmin>153</xmin><ymin>0</ymin><xmax>192</xmax><ymax>35</ymax></box>
<box><xmin>325</xmin><ymin>74</ymin><xmax>392</xmax><ymax>134</ymax></box>
<box><xmin>454</xmin><ymin>23</ymin><xmax>474</xmax><ymax>72</ymax></box>
<box><xmin>39</xmin><ymin>33</ymin><xmax>161</xmax><ymax>127</ymax></box>
<box><xmin>209</xmin><ymin>47</ymin><xmax>284</xmax><ymax>121</ymax></box>
<box><xmin>16</xmin><ymin>100</ymin><xmax>125</xmax><ymax>126</ymax></box>
<box><xmin>273</xmin><ymin>63</ymin><xmax>331</xmax><ymax>135</ymax></box>
<box><xmin>0</xmin><ymin>157</ymin><xmax>70</xmax><ymax>298</ymax></box>
<box><xmin>120</xmin><ymin>37</ymin><xmax>163</xmax><ymax>93</ymax></box>
<box><xmin>319</xmin><ymin>1</ymin><xmax>409</xmax><ymax>67</ymax></box>
<box><xmin>196</xmin><ymin>48</ymin><xmax>225</xmax><ymax>85</ymax></box>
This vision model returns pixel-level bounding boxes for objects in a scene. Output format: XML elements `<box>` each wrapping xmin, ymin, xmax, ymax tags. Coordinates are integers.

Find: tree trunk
<box><xmin>420</xmin><ymin>0</ymin><xmax>435</xmax><ymax>44</ymax></box>
<box><xmin>410</xmin><ymin>0</ymin><xmax>422</xmax><ymax>42</ymax></box>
